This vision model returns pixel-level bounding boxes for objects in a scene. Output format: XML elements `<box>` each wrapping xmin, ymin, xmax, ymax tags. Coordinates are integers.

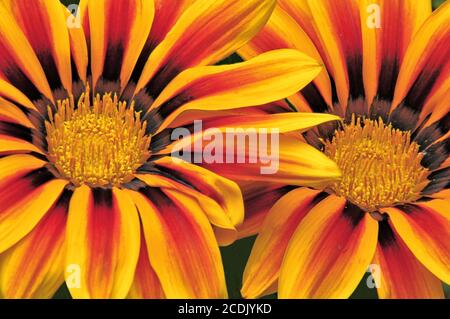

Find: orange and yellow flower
<box><xmin>225</xmin><ymin>0</ymin><xmax>450</xmax><ymax>299</ymax></box>
<box><xmin>0</xmin><ymin>0</ymin><xmax>342</xmax><ymax>298</ymax></box>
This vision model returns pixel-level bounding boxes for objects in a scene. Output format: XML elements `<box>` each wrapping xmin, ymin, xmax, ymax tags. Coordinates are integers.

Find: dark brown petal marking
<box><xmin>378</xmin><ymin>218</ymin><xmax>397</xmax><ymax>248</ymax></box>
<box><xmin>0</xmin><ymin>121</ymin><xmax>34</xmax><ymax>142</ymax></box>
<box><xmin>300</xmin><ymin>82</ymin><xmax>332</xmax><ymax>113</ymax></box>
<box><xmin>414</xmin><ymin>112</ymin><xmax>450</xmax><ymax>151</ymax></box>
<box><xmin>421</xmin><ymin>138</ymin><xmax>449</xmax><ymax>170</ymax></box>
<box><xmin>422</xmin><ymin>167</ymin><xmax>450</xmax><ymax>196</ymax></box>
<box><xmin>342</xmin><ymin>200</ymin><xmax>366</xmax><ymax>228</ymax></box>
<box><xmin>377</xmin><ymin>58</ymin><xmax>400</xmax><ymax>102</ymax></box>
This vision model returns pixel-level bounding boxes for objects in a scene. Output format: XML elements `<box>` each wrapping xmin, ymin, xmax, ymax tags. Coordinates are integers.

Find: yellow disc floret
<box><xmin>45</xmin><ymin>88</ymin><xmax>151</xmax><ymax>187</ymax></box>
<box><xmin>324</xmin><ymin>116</ymin><xmax>429</xmax><ymax>212</ymax></box>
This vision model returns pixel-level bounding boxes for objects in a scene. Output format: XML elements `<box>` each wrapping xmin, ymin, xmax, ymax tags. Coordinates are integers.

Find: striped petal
<box><xmin>0</xmin><ymin>79</ymin><xmax>37</xmax><ymax>111</ymax></box>
<box><xmin>135</xmin><ymin>0</ymin><xmax>277</xmax><ymax>97</ymax></box>
<box><xmin>157</xmin><ymin>112</ymin><xmax>340</xmax><ymax>158</ymax></box>
<box><xmin>4</xmin><ymin>0</ymin><xmax>72</xmax><ymax>94</ymax></box>
<box><xmin>237</xmin><ymin>182</ymin><xmax>293</xmax><ymax>239</ymax></box>
<box><xmin>151</xmin><ymin>156</ymin><xmax>243</xmax><ymax>227</ymax></box>
<box><xmin>65</xmin><ymin>2</ymin><xmax>89</xmax><ymax>85</ymax></box>
<box><xmin>0</xmin><ymin>2</ymin><xmax>53</xmax><ymax>102</ymax></box>
<box><xmin>135</xmin><ymin>168</ymin><xmax>239</xmax><ymax>246</ymax></box>
<box><xmin>359</xmin><ymin>0</ymin><xmax>431</xmax><ymax>104</ymax></box>
<box><xmin>0</xmin><ymin>120</ymin><xmax>43</xmax><ymax>155</ymax></box>
<box><xmin>127</xmin><ymin>227</ymin><xmax>165</xmax><ymax>299</ymax></box>
<box><xmin>0</xmin><ymin>189</ymin><xmax>71</xmax><ymax>298</ymax></box>
<box><xmin>127</xmin><ymin>0</ymin><xmax>194</xmax><ymax>86</ymax></box>
<box><xmin>305</xmin><ymin>0</ymin><xmax>363</xmax><ymax>106</ymax></box>
<box><xmin>65</xmin><ymin>186</ymin><xmax>140</xmax><ymax>299</ymax></box>
<box><xmin>238</xmin><ymin>5</ymin><xmax>333</xmax><ymax>112</ymax></box>
<box><xmin>382</xmin><ymin>199</ymin><xmax>450</xmax><ymax>284</ymax></box>
<box><xmin>201</xmin><ymin>134</ymin><xmax>341</xmax><ymax>189</ymax></box>
<box><xmin>126</xmin><ymin>188</ymin><xmax>227</xmax><ymax>298</ymax></box>
<box><xmin>0</xmin><ymin>99</ymin><xmax>34</xmax><ymax>128</ymax></box>
<box><xmin>87</xmin><ymin>0</ymin><xmax>155</xmax><ymax>92</ymax></box>
<box><xmin>242</xmin><ymin>188</ymin><xmax>325</xmax><ymax>299</ymax></box>
<box><xmin>392</xmin><ymin>2</ymin><xmax>450</xmax><ymax>126</ymax></box>
<box><xmin>374</xmin><ymin>219</ymin><xmax>444</xmax><ymax>299</ymax></box>
<box><xmin>279</xmin><ymin>196</ymin><xmax>378</xmax><ymax>298</ymax></box>
<box><xmin>148</xmin><ymin>49</ymin><xmax>323</xmax><ymax>134</ymax></box>
<box><xmin>0</xmin><ymin>155</ymin><xmax>68</xmax><ymax>253</ymax></box>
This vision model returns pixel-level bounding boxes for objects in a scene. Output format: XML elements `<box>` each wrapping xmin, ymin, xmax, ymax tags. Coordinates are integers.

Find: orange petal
<box><xmin>237</xmin><ymin>182</ymin><xmax>293</xmax><ymax>239</ymax></box>
<box><xmin>201</xmin><ymin>134</ymin><xmax>341</xmax><ymax>189</ymax></box>
<box><xmin>241</xmin><ymin>188</ymin><xmax>324</xmax><ymax>298</ymax></box>
<box><xmin>65</xmin><ymin>186</ymin><xmax>140</xmax><ymax>298</ymax></box>
<box><xmin>0</xmin><ymin>79</ymin><xmax>37</xmax><ymax>111</ymax></box>
<box><xmin>151</xmin><ymin>156</ymin><xmax>243</xmax><ymax>227</ymax></box>
<box><xmin>0</xmin><ymin>155</ymin><xmax>68</xmax><ymax>253</ymax></box>
<box><xmin>382</xmin><ymin>199</ymin><xmax>450</xmax><ymax>284</ymax></box>
<box><xmin>149</xmin><ymin>49</ymin><xmax>322</xmax><ymax>134</ymax></box>
<box><xmin>4</xmin><ymin>0</ymin><xmax>73</xmax><ymax>93</ymax></box>
<box><xmin>135</xmin><ymin>0</ymin><xmax>276</xmax><ymax>96</ymax></box>
<box><xmin>239</xmin><ymin>5</ymin><xmax>333</xmax><ymax>112</ymax></box>
<box><xmin>0</xmin><ymin>2</ymin><xmax>53</xmax><ymax>102</ymax></box>
<box><xmin>392</xmin><ymin>2</ymin><xmax>450</xmax><ymax>126</ymax></box>
<box><xmin>126</xmin><ymin>188</ymin><xmax>227</xmax><ymax>298</ymax></box>
<box><xmin>0</xmin><ymin>189</ymin><xmax>71</xmax><ymax>298</ymax></box>
<box><xmin>373</xmin><ymin>219</ymin><xmax>444</xmax><ymax>299</ymax></box>
<box><xmin>87</xmin><ymin>0</ymin><xmax>155</xmax><ymax>91</ymax></box>
<box><xmin>279</xmin><ymin>196</ymin><xmax>378</xmax><ymax>298</ymax></box>
<box><xmin>127</xmin><ymin>226</ymin><xmax>165</xmax><ymax>299</ymax></box>
<box><xmin>305</xmin><ymin>0</ymin><xmax>363</xmax><ymax>106</ymax></box>
<box><xmin>0</xmin><ymin>98</ymin><xmax>34</xmax><ymax>129</ymax></box>
<box><xmin>127</xmin><ymin>0</ymin><xmax>194</xmax><ymax>86</ymax></box>
<box><xmin>359</xmin><ymin>0</ymin><xmax>431</xmax><ymax>104</ymax></box>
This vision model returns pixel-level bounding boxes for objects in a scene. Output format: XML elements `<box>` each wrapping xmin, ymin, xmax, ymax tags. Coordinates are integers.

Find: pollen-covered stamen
<box><xmin>324</xmin><ymin>116</ymin><xmax>429</xmax><ymax>212</ymax></box>
<box><xmin>45</xmin><ymin>88</ymin><xmax>151</xmax><ymax>187</ymax></box>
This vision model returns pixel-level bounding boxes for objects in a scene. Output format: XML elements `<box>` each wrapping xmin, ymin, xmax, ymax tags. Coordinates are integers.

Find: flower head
<box><xmin>236</xmin><ymin>0</ymin><xmax>450</xmax><ymax>299</ymax></box>
<box><xmin>0</xmin><ymin>0</ymin><xmax>340</xmax><ymax>298</ymax></box>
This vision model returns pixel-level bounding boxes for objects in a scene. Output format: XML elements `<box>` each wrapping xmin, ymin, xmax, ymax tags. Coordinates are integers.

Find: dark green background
<box><xmin>53</xmin><ymin>0</ymin><xmax>449</xmax><ymax>299</ymax></box>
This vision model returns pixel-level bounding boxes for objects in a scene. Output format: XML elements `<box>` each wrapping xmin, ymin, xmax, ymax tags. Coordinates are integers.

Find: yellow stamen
<box><xmin>324</xmin><ymin>116</ymin><xmax>429</xmax><ymax>212</ymax></box>
<box><xmin>45</xmin><ymin>87</ymin><xmax>151</xmax><ymax>187</ymax></box>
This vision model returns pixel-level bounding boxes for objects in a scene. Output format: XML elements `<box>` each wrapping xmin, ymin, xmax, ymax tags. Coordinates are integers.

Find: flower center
<box><xmin>45</xmin><ymin>89</ymin><xmax>151</xmax><ymax>187</ymax></box>
<box><xmin>324</xmin><ymin>116</ymin><xmax>429</xmax><ymax>212</ymax></box>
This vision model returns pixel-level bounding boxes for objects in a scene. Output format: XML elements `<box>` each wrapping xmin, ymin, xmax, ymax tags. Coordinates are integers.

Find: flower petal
<box><xmin>87</xmin><ymin>0</ymin><xmax>155</xmax><ymax>92</ymax></box>
<box><xmin>127</xmin><ymin>0</ymin><xmax>194</xmax><ymax>86</ymax></box>
<box><xmin>0</xmin><ymin>99</ymin><xmax>34</xmax><ymax>128</ymax></box>
<box><xmin>0</xmin><ymin>2</ymin><xmax>53</xmax><ymax>102</ymax></box>
<box><xmin>201</xmin><ymin>134</ymin><xmax>341</xmax><ymax>189</ymax></box>
<box><xmin>4</xmin><ymin>0</ymin><xmax>73</xmax><ymax>93</ymax></box>
<box><xmin>127</xmin><ymin>226</ymin><xmax>165</xmax><ymax>299</ymax></box>
<box><xmin>135</xmin><ymin>169</ymin><xmax>238</xmax><ymax>246</ymax></box>
<box><xmin>151</xmin><ymin>156</ymin><xmax>244</xmax><ymax>227</ymax></box>
<box><xmin>0</xmin><ymin>79</ymin><xmax>37</xmax><ymax>111</ymax></box>
<box><xmin>0</xmin><ymin>156</ymin><xmax>68</xmax><ymax>253</ymax></box>
<box><xmin>0</xmin><ymin>189</ymin><xmax>71</xmax><ymax>298</ymax></box>
<box><xmin>149</xmin><ymin>49</ymin><xmax>322</xmax><ymax>134</ymax></box>
<box><xmin>238</xmin><ymin>5</ymin><xmax>333</xmax><ymax>112</ymax></box>
<box><xmin>126</xmin><ymin>188</ymin><xmax>227</xmax><ymax>298</ymax></box>
<box><xmin>242</xmin><ymin>188</ymin><xmax>325</xmax><ymax>299</ymax></box>
<box><xmin>374</xmin><ymin>219</ymin><xmax>444</xmax><ymax>299</ymax></box>
<box><xmin>359</xmin><ymin>0</ymin><xmax>431</xmax><ymax>104</ymax></box>
<box><xmin>392</xmin><ymin>1</ymin><xmax>450</xmax><ymax>126</ymax></box>
<box><xmin>382</xmin><ymin>199</ymin><xmax>450</xmax><ymax>284</ymax></box>
<box><xmin>305</xmin><ymin>0</ymin><xmax>363</xmax><ymax>105</ymax></box>
<box><xmin>135</xmin><ymin>0</ymin><xmax>276</xmax><ymax>97</ymax></box>
<box><xmin>237</xmin><ymin>182</ymin><xmax>293</xmax><ymax>239</ymax></box>
<box><xmin>279</xmin><ymin>196</ymin><xmax>378</xmax><ymax>298</ymax></box>
<box><xmin>65</xmin><ymin>186</ymin><xmax>140</xmax><ymax>298</ymax></box>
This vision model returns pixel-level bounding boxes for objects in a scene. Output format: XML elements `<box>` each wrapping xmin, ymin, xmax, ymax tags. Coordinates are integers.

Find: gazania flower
<box><xmin>216</xmin><ymin>0</ymin><xmax>449</xmax><ymax>298</ymax></box>
<box><xmin>0</xmin><ymin>0</ymin><xmax>341</xmax><ymax>299</ymax></box>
